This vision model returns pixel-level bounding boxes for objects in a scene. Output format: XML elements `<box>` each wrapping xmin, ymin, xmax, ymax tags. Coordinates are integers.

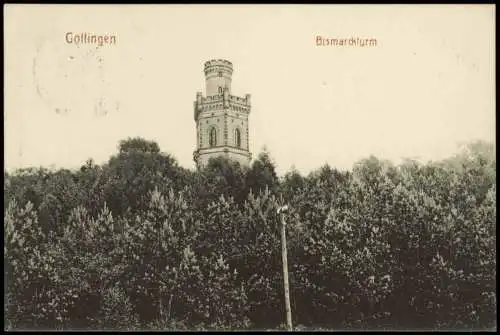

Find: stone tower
<box><xmin>193</xmin><ymin>59</ymin><xmax>252</xmax><ymax>168</ymax></box>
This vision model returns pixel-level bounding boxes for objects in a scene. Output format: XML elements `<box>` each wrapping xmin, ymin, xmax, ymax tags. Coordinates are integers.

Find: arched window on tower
<box><xmin>235</xmin><ymin>128</ymin><xmax>241</xmax><ymax>148</ymax></box>
<box><xmin>218</xmin><ymin>87</ymin><xmax>223</xmax><ymax>95</ymax></box>
<box><xmin>209</xmin><ymin>127</ymin><xmax>217</xmax><ymax>147</ymax></box>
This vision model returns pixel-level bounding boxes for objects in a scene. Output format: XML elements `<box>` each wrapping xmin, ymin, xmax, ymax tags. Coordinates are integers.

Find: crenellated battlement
<box><xmin>204</xmin><ymin>59</ymin><xmax>233</xmax><ymax>69</ymax></box>
<box><xmin>201</xmin><ymin>95</ymin><xmax>224</xmax><ymax>103</ymax></box>
<box><xmin>228</xmin><ymin>94</ymin><xmax>251</xmax><ymax>106</ymax></box>
<box><xmin>194</xmin><ymin>93</ymin><xmax>251</xmax><ymax>119</ymax></box>
<box><xmin>204</xmin><ymin>59</ymin><xmax>233</xmax><ymax>77</ymax></box>
<box><xmin>196</xmin><ymin>94</ymin><xmax>250</xmax><ymax>106</ymax></box>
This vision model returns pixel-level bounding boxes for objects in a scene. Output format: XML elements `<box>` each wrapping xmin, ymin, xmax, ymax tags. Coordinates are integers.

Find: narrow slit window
<box><xmin>235</xmin><ymin>128</ymin><xmax>241</xmax><ymax>148</ymax></box>
<box><xmin>209</xmin><ymin>127</ymin><xmax>217</xmax><ymax>147</ymax></box>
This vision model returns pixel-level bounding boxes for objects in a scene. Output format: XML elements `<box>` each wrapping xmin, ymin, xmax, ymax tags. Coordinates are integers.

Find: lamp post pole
<box><xmin>278</xmin><ymin>206</ymin><xmax>293</xmax><ymax>331</ymax></box>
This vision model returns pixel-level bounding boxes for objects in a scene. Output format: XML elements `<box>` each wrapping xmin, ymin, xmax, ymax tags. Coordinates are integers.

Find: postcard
<box><xmin>4</xmin><ymin>4</ymin><xmax>496</xmax><ymax>331</ymax></box>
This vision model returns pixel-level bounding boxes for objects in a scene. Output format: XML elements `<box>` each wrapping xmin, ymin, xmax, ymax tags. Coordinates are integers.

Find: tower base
<box><xmin>194</xmin><ymin>147</ymin><xmax>251</xmax><ymax>169</ymax></box>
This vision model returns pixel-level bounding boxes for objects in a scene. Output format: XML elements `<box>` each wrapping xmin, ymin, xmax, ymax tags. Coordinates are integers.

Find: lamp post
<box><xmin>278</xmin><ymin>205</ymin><xmax>292</xmax><ymax>331</ymax></box>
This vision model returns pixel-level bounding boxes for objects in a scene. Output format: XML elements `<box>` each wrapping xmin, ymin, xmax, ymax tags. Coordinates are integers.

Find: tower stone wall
<box><xmin>193</xmin><ymin>59</ymin><xmax>252</xmax><ymax>168</ymax></box>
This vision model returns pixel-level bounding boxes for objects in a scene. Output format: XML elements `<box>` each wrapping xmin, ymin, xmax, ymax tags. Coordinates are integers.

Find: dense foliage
<box><xmin>4</xmin><ymin>138</ymin><xmax>496</xmax><ymax>330</ymax></box>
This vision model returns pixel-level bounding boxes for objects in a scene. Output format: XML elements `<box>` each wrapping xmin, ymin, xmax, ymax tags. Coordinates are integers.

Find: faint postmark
<box><xmin>32</xmin><ymin>34</ymin><xmax>120</xmax><ymax>117</ymax></box>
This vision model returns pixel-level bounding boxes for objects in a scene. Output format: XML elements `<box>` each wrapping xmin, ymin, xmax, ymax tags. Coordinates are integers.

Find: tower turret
<box><xmin>204</xmin><ymin>59</ymin><xmax>233</xmax><ymax>96</ymax></box>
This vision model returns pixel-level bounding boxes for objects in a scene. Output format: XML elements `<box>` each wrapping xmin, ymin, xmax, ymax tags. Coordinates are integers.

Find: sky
<box><xmin>4</xmin><ymin>5</ymin><xmax>496</xmax><ymax>175</ymax></box>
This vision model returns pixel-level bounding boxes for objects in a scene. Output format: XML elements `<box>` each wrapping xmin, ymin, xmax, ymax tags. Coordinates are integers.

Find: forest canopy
<box><xmin>4</xmin><ymin>138</ymin><xmax>496</xmax><ymax>330</ymax></box>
